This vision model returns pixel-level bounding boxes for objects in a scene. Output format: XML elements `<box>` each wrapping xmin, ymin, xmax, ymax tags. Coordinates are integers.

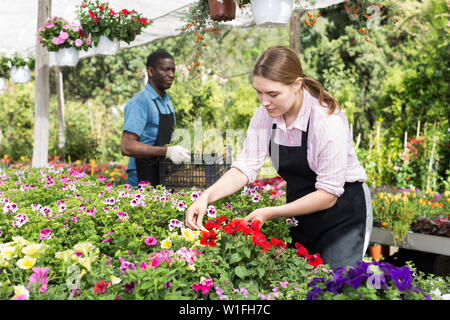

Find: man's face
<box><xmin>148</xmin><ymin>58</ymin><xmax>175</xmax><ymax>91</ymax></box>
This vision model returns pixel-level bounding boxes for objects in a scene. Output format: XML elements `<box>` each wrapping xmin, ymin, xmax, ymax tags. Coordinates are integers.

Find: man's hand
<box><xmin>166</xmin><ymin>145</ymin><xmax>190</xmax><ymax>164</ymax></box>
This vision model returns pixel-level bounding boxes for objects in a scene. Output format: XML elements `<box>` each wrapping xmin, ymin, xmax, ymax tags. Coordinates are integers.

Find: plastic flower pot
<box><xmin>0</xmin><ymin>77</ymin><xmax>5</xmax><ymax>90</ymax></box>
<box><xmin>368</xmin><ymin>244</ymin><xmax>382</xmax><ymax>261</ymax></box>
<box><xmin>54</xmin><ymin>47</ymin><xmax>79</xmax><ymax>67</ymax></box>
<box><xmin>94</xmin><ymin>35</ymin><xmax>119</xmax><ymax>55</ymax></box>
<box><xmin>10</xmin><ymin>66</ymin><xmax>31</xmax><ymax>83</ymax></box>
<box><xmin>208</xmin><ymin>0</ymin><xmax>236</xmax><ymax>22</ymax></box>
<box><xmin>251</xmin><ymin>0</ymin><xmax>293</xmax><ymax>27</ymax></box>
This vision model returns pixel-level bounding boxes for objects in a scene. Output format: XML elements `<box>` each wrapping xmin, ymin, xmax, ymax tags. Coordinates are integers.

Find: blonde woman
<box><xmin>185</xmin><ymin>46</ymin><xmax>372</xmax><ymax>270</ymax></box>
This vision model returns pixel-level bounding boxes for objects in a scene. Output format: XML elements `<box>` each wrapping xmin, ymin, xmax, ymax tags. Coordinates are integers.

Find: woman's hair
<box><xmin>253</xmin><ymin>46</ymin><xmax>340</xmax><ymax>114</ymax></box>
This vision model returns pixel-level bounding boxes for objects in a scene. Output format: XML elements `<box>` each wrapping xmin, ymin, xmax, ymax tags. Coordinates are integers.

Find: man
<box><xmin>121</xmin><ymin>49</ymin><xmax>190</xmax><ymax>187</ymax></box>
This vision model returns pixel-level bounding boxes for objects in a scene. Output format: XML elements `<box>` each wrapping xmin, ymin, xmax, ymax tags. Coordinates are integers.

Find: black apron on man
<box><xmin>269</xmin><ymin>117</ymin><xmax>367</xmax><ymax>270</ymax></box>
<box><xmin>135</xmin><ymin>99</ymin><xmax>174</xmax><ymax>185</ymax></box>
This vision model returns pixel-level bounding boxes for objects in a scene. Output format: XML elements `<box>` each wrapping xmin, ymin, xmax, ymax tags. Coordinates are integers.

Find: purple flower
<box><xmin>164</xmin><ymin>281</ymin><xmax>171</xmax><ymax>290</ymax></box>
<box><xmin>124</xmin><ymin>281</ymin><xmax>136</xmax><ymax>293</ymax></box>
<box><xmin>306</xmin><ymin>286</ymin><xmax>322</xmax><ymax>300</ymax></box>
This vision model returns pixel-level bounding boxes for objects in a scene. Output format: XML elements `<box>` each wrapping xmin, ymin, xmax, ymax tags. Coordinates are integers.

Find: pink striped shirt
<box><xmin>231</xmin><ymin>88</ymin><xmax>367</xmax><ymax>197</ymax></box>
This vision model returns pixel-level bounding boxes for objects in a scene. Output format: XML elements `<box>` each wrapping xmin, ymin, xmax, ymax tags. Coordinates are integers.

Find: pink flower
<box><xmin>59</xmin><ymin>31</ymin><xmax>69</xmax><ymax>40</ymax></box>
<box><xmin>144</xmin><ymin>236</ymin><xmax>157</xmax><ymax>246</ymax></box>
<box><xmin>52</xmin><ymin>37</ymin><xmax>62</xmax><ymax>45</ymax></box>
<box><xmin>192</xmin><ymin>277</ymin><xmax>214</xmax><ymax>294</ymax></box>
<box><xmin>45</xmin><ymin>22</ymin><xmax>55</xmax><ymax>29</ymax></box>
<box><xmin>27</xmin><ymin>267</ymin><xmax>50</xmax><ymax>293</ymax></box>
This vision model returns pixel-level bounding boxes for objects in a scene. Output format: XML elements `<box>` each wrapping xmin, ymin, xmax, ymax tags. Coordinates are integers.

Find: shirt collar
<box><xmin>274</xmin><ymin>88</ymin><xmax>312</xmax><ymax>132</ymax></box>
<box><xmin>145</xmin><ymin>83</ymin><xmax>168</xmax><ymax>102</ymax></box>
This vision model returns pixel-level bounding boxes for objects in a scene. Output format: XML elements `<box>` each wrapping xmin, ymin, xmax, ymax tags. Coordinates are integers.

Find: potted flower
<box><xmin>9</xmin><ymin>54</ymin><xmax>35</xmax><ymax>84</ymax></box>
<box><xmin>37</xmin><ymin>17</ymin><xmax>91</xmax><ymax>67</ymax></box>
<box><xmin>0</xmin><ymin>55</ymin><xmax>11</xmax><ymax>90</ymax></box>
<box><xmin>78</xmin><ymin>0</ymin><xmax>151</xmax><ymax>55</ymax></box>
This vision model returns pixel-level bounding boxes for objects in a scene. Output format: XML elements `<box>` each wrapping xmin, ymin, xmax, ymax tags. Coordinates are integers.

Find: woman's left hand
<box><xmin>243</xmin><ymin>207</ymin><xmax>274</xmax><ymax>226</ymax></box>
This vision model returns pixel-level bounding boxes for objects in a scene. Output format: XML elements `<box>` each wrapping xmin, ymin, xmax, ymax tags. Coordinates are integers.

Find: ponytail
<box><xmin>302</xmin><ymin>75</ymin><xmax>340</xmax><ymax>115</ymax></box>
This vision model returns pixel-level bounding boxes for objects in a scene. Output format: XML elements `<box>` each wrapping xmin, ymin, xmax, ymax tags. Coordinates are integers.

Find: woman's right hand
<box><xmin>185</xmin><ymin>195</ymin><xmax>209</xmax><ymax>230</ymax></box>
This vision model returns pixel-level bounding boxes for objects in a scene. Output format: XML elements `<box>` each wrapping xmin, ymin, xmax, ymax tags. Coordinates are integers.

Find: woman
<box><xmin>185</xmin><ymin>46</ymin><xmax>372</xmax><ymax>270</ymax></box>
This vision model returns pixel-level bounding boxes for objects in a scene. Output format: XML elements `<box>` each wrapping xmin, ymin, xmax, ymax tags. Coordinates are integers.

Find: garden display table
<box><xmin>370</xmin><ymin>227</ymin><xmax>450</xmax><ymax>256</ymax></box>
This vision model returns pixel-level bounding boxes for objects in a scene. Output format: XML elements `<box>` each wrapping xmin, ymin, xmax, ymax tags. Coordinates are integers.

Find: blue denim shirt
<box><xmin>122</xmin><ymin>83</ymin><xmax>175</xmax><ymax>172</ymax></box>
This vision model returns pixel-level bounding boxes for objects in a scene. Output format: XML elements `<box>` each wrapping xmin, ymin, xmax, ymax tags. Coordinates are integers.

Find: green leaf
<box><xmin>229</xmin><ymin>252</ymin><xmax>242</xmax><ymax>264</ymax></box>
<box><xmin>257</xmin><ymin>267</ymin><xmax>265</xmax><ymax>278</ymax></box>
<box><xmin>242</xmin><ymin>247</ymin><xmax>251</xmax><ymax>259</ymax></box>
<box><xmin>234</xmin><ymin>266</ymin><xmax>247</xmax><ymax>279</ymax></box>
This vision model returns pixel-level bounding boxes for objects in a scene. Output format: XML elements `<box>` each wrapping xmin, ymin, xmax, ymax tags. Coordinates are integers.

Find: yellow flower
<box><xmin>110</xmin><ymin>275</ymin><xmax>122</xmax><ymax>285</ymax></box>
<box><xmin>12</xmin><ymin>236</ymin><xmax>30</xmax><ymax>247</ymax></box>
<box><xmin>0</xmin><ymin>243</ymin><xmax>17</xmax><ymax>260</ymax></box>
<box><xmin>17</xmin><ymin>255</ymin><xmax>37</xmax><ymax>270</ymax></box>
<box><xmin>22</xmin><ymin>243</ymin><xmax>46</xmax><ymax>257</ymax></box>
<box><xmin>11</xmin><ymin>285</ymin><xmax>29</xmax><ymax>300</ymax></box>
<box><xmin>55</xmin><ymin>249</ymin><xmax>75</xmax><ymax>263</ymax></box>
<box><xmin>73</xmin><ymin>242</ymin><xmax>95</xmax><ymax>255</ymax></box>
<box><xmin>161</xmin><ymin>238</ymin><xmax>172</xmax><ymax>249</ymax></box>
<box><xmin>181</xmin><ymin>228</ymin><xmax>199</xmax><ymax>242</ymax></box>
<box><xmin>412</xmin><ymin>193</ymin><xmax>416</xmax><ymax>198</ymax></box>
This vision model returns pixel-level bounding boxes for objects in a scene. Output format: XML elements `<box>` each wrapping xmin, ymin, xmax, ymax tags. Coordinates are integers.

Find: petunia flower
<box><xmin>93</xmin><ymin>280</ymin><xmax>109</xmax><ymax>294</ymax></box>
<box><xmin>144</xmin><ymin>236</ymin><xmax>157</xmax><ymax>246</ymax></box>
<box><xmin>27</xmin><ymin>267</ymin><xmax>50</xmax><ymax>293</ymax></box>
<box><xmin>200</xmin><ymin>230</ymin><xmax>217</xmax><ymax>247</ymax></box>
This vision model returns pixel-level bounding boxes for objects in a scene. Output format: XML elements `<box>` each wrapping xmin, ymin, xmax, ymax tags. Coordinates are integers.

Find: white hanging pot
<box><xmin>54</xmin><ymin>47</ymin><xmax>79</xmax><ymax>67</ymax></box>
<box><xmin>0</xmin><ymin>77</ymin><xmax>5</xmax><ymax>91</ymax></box>
<box><xmin>251</xmin><ymin>0</ymin><xmax>293</xmax><ymax>27</ymax></box>
<box><xmin>10</xmin><ymin>66</ymin><xmax>31</xmax><ymax>83</ymax></box>
<box><xmin>94</xmin><ymin>35</ymin><xmax>119</xmax><ymax>55</ymax></box>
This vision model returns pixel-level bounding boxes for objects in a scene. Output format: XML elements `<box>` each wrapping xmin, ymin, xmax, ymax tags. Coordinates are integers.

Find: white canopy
<box><xmin>1</xmin><ymin>0</ymin><xmax>344</xmax><ymax>64</ymax></box>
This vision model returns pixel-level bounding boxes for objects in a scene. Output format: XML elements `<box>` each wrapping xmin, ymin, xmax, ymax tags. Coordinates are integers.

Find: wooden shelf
<box><xmin>370</xmin><ymin>227</ymin><xmax>450</xmax><ymax>256</ymax></box>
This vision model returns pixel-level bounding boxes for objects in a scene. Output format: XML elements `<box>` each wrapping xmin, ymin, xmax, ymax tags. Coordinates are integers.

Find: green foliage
<box><xmin>0</xmin><ymin>55</ymin><xmax>11</xmax><ymax>78</ymax></box>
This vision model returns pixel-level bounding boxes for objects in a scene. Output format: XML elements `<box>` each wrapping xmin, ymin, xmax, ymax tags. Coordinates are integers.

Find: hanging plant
<box><xmin>0</xmin><ymin>55</ymin><xmax>12</xmax><ymax>79</ymax></box>
<box><xmin>77</xmin><ymin>0</ymin><xmax>152</xmax><ymax>49</ymax></box>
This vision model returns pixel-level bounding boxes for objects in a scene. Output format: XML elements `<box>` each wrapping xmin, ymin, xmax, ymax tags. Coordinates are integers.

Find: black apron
<box><xmin>135</xmin><ymin>99</ymin><xmax>174</xmax><ymax>186</ymax></box>
<box><xmin>269</xmin><ymin>117</ymin><xmax>367</xmax><ymax>270</ymax></box>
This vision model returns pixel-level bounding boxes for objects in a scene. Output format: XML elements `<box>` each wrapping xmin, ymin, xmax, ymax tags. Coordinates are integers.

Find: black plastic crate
<box><xmin>159</xmin><ymin>153</ymin><xmax>231</xmax><ymax>189</ymax></box>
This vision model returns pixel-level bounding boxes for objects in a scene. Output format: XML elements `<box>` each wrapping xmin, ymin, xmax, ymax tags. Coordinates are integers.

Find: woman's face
<box><xmin>252</xmin><ymin>76</ymin><xmax>300</xmax><ymax>118</ymax></box>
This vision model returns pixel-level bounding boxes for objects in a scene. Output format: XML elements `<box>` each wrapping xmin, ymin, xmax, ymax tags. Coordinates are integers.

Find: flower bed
<box><xmin>0</xmin><ymin>165</ymin><xmax>448</xmax><ymax>300</ymax></box>
<box><xmin>372</xmin><ymin>186</ymin><xmax>449</xmax><ymax>243</ymax></box>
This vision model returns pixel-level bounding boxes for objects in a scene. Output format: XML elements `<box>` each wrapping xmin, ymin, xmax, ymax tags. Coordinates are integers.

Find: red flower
<box><xmin>252</xmin><ymin>232</ymin><xmax>271</xmax><ymax>252</ymax></box>
<box><xmin>295</xmin><ymin>242</ymin><xmax>309</xmax><ymax>259</ymax></box>
<box><xmin>121</xmin><ymin>9</ymin><xmax>129</xmax><ymax>15</ymax></box>
<box><xmin>200</xmin><ymin>230</ymin><xmax>217</xmax><ymax>247</ymax></box>
<box><xmin>88</xmin><ymin>11</ymin><xmax>96</xmax><ymax>19</ymax></box>
<box><xmin>93</xmin><ymin>280</ymin><xmax>110</xmax><ymax>294</ymax></box>
<box><xmin>307</xmin><ymin>253</ymin><xmax>323</xmax><ymax>267</ymax></box>
<box><xmin>110</xmin><ymin>9</ymin><xmax>118</xmax><ymax>15</ymax></box>
<box><xmin>223</xmin><ymin>219</ymin><xmax>246</xmax><ymax>234</ymax></box>
<box><xmin>270</xmin><ymin>237</ymin><xmax>287</xmax><ymax>249</ymax></box>
<box><xmin>97</xmin><ymin>4</ymin><xmax>104</xmax><ymax>11</ymax></box>
<box><xmin>242</xmin><ymin>219</ymin><xmax>261</xmax><ymax>235</ymax></box>
<box><xmin>78</xmin><ymin>29</ymin><xmax>85</xmax><ymax>38</ymax></box>
<box><xmin>205</xmin><ymin>216</ymin><xmax>227</xmax><ymax>230</ymax></box>
<box><xmin>139</xmin><ymin>18</ymin><xmax>148</xmax><ymax>24</ymax></box>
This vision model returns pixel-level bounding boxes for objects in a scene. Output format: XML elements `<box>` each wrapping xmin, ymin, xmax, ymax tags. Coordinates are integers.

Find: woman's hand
<box><xmin>185</xmin><ymin>196</ymin><xmax>209</xmax><ymax>230</ymax></box>
<box><xmin>243</xmin><ymin>207</ymin><xmax>274</xmax><ymax>226</ymax></box>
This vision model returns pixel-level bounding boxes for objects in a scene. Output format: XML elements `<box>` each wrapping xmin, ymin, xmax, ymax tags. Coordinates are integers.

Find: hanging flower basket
<box><xmin>94</xmin><ymin>35</ymin><xmax>119</xmax><ymax>55</ymax></box>
<box><xmin>78</xmin><ymin>0</ymin><xmax>152</xmax><ymax>53</ymax></box>
<box><xmin>251</xmin><ymin>0</ymin><xmax>293</xmax><ymax>27</ymax></box>
<box><xmin>10</xmin><ymin>66</ymin><xmax>32</xmax><ymax>84</ymax></box>
<box><xmin>208</xmin><ymin>0</ymin><xmax>236</xmax><ymax>22</ymax></box>
<box><xmin>0</xmin><ymin>77</ymin><xmax>5</xmax><ymax>91</ymax></box>
<box><xmin>54</xmin><ymin>47</ymin><xmax>80</xmax><ymax>66</ymax></box>
<box><xmin>37</xmin><ymin>17</ymin><xmax>91</xmax><ymax>67</ymax></box>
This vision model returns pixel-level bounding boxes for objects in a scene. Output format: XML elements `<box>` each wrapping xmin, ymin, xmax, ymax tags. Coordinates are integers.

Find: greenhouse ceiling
<box><xmin>0</xmin><ymin>0</ymin><xmax>343</xmax><ymax>65</ymax></box>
